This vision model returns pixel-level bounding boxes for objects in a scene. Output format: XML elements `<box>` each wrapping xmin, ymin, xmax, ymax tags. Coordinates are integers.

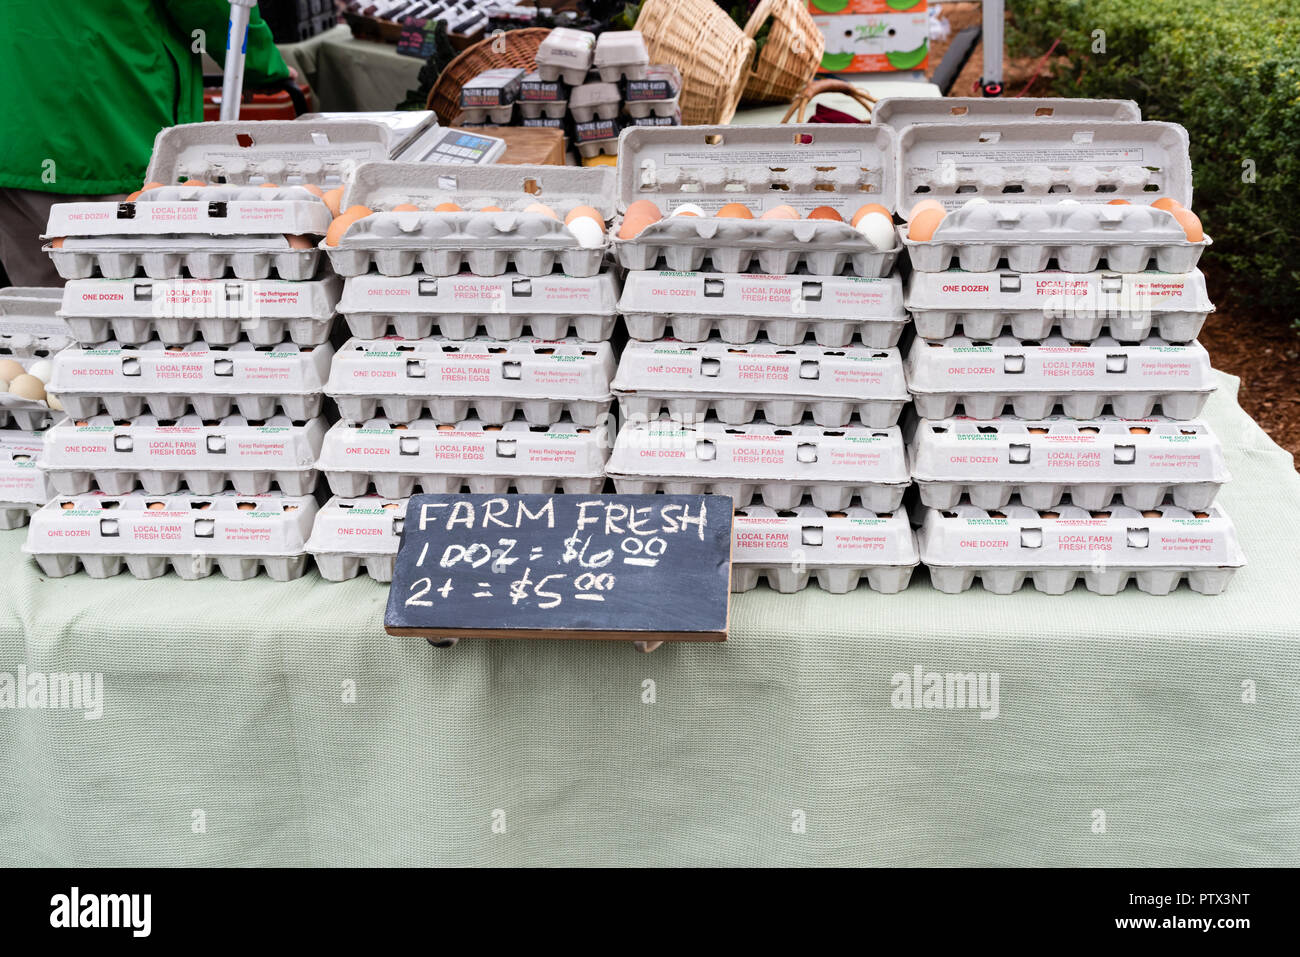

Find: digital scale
<box><xmin>298</xmin><ymin>111</ymin><xmax>506</xmax><ymax>165</ymax></box>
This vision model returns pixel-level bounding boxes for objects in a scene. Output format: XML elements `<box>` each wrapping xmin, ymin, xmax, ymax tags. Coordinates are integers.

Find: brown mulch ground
<box><xmin>923</xmin><ymin>3</ymin><xmax>1300</xmax><ymax>464</ymax></box>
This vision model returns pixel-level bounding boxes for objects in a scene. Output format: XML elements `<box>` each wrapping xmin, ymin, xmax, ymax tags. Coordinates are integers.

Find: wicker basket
<box><xmin>742</xmin><ymin>0</ymin><xmax>825</xmax><ymax>104</ymax></box>
<box><xmin>426</xmin><ymin>28</ymin><xmax>549</xmax><ymax>126</ymax></box>
<box><xmin>635</xmin><ymin>0</ymin><xmax>757</xmax><ymax>126</ymax></box>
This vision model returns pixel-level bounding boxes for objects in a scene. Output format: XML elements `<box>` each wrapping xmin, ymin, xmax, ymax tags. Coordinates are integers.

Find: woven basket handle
<box><xmin>741</xmin><ymin>0</ymin><xmax>775</xmax><ymax>78</ymax></box>
<box><xmin>779</xmin><ymin>78</ymin><xmax>878</xmax><ymax>124</ymax></box>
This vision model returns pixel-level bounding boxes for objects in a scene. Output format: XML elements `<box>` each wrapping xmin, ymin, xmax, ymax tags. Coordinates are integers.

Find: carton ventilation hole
<box><xmin>801</xmin><ymin>526</ymin><xmax>824</xmax><ymax>546</ymax></box>
<box><xmin>194</xmin><ymin>518</ymin><xmax>214</xmax><ymax>537</ymax></box>
<box><xmin>235</xmin><ymin>134</ymin><xmax>254</xmax><ymax>148</ymax></box>
<box><xmin>522</xmin><ymin>178</ymin><xmax>541</xmax><ymax>195</ymax></box>
<box><xmin>1019</xmin><ymin>528</ymin><xmax>1043</xmax><ymax>549</ymax></box>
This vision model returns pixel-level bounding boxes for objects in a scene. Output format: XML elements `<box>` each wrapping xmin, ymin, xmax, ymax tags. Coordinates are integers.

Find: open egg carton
<box><xmin>325</xmin><ymin>336</ymin><xmax>615</xmax><ymax>427</ymax></box>
<box><xmin>612</xmin><ymin>339</ymin><xmax>909</xmax><ymax>429</ymax></box>
<box><xmin>337</xmin><ymin>270</ymin><xmax>619</xmax><ymax>342</ymax></box>
<box><xmin>905</xmin><ymin>335</ymin><xmax>1215</xmax><ymax>420</ymax></box>
<box><xmin>322</xmin><ymin>162</ymin><xmax>616</xmax><ymax>278</ymax></box>
<box><xmin>611</xmin><ymin>124</ymin><xmax>899</xmax><ymax>278</ymax></box>
<box><xmin>0</xmin><ymin>354</ymin><xmax>59</xmax><ymax>431</ymax></box>
<box><xmin>48</xmin><ymin>340</ymin><xmax>333</xmax><ymax>421</ymax></box>
<box><xmin>909</xmin><ymin>416</ymin><xmax>1229</xmax><ymax>511</ymax></box>
<box><xmin>607</xmin><ymin>416</ymin><xmax>909</xmax><ymax>511</ymax></box>
<box><xmin>897</xmin><ymin>121</ymin><xmax>1207</xmax><ymax>273</ymax></box>
<box><xmin>905</xmin><ymin>268</ymin><xmax>1213</xmax><ymax>342</ymax></box>
<box><xmin>24</xmin><ymin>491</ymin><xmax>319</xmax><ymax>581</ymax></box>
<box><xmin>872</xmin><ymin>96</ymin><xmax>1141</xmax><ymax>131</ymax></box>
<box><xmin>59</xmin><ymin>275</ymin><xmax>342</xmax><ymax>348</ymax></box>
<box><xmin>535</xmin><ymin>27</ymin><xmax>596</xmax><ymax>85</ymax></box>
<box><xmin>40</xmin><ymin>414</ymin><xmax>326</xmax><ymax>496</ymax></box>
<box><xmin>306</xmin><ymin>495</ymin><xmax>407</xmax><ymax>583</ymax></box>
<box><xmin>917</xmin><ymin>499</ymin><xmax>1244</xmax><ymax>596</ymax></box>
<box><xmin>0</xmin><ymin>287</ymin><xmax>73</xmax><ymax>357</ymax></box>
<box><xmin>317</xmin><ymin>415</ymin><xmax>609</xmax><ymax>498</ymax></box>
<box><xmin>619</xmin><ymin>269</ymin><xmax>907</xmax><ymax>348</ymax></box>
<box><xmin>0</xmin><ymin>431</ymin><xmax>49</xmax><ymax>530</ymax></box>
<box><xmin>731</xmin><ymin>504</ymin><xmax>918</xmax><ymax>595</ymax></box>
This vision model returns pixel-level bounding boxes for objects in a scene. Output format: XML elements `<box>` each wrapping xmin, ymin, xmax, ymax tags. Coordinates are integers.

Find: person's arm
<box><xmin>162</xmin><ymin>0</ymin><xmax>290</xmax><ymax>86</ymax></box>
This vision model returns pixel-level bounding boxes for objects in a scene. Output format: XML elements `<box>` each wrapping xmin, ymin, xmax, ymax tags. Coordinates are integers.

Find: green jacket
<box><xmin>0</xmin><ymin>0</ymin><xmax>289</xmax><ymax>195</ymax></box>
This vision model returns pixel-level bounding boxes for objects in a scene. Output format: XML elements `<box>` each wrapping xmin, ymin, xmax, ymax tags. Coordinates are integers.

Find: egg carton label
<box><xmin>46</xmin><ymin>195</ymin><xmax>331</xmax><ymax>239</ymax></box>
<box><xmin>732</xmin><ymin>505</ymin><xmax>917</xmax><ymax>565</ymax></box>
<box><xmin>520</xmin><ymin>72</ymin><xmax>568</xmax><ymax>102</ymax></box>
<box><xmin>624</xmin><ymin>65</ymin><xmax>682</xmax><ymax>102</ymax></box>
<box><xmin>306</xmin><ymin>495</ymin><xmax>405</xmax><ymax>582</ymax></box>
<box><xmin>872</xmin><ymin>96</ymin><xmax>1141</xmax><ymax>131</ymax></box>
<box><xmin>0</xmin><ymin>432</ymin><xmax>49</xmax><ymax>506</ymax></box>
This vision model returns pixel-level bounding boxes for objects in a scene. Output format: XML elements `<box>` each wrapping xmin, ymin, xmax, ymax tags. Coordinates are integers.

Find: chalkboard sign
<box><xmin>385</xmin><ymin>493</ymin><xmax>733</xmax><ymax>645</ymax></box>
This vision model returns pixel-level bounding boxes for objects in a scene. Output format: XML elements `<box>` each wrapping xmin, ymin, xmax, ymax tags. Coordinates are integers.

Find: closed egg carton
<box><xmin>338</xmin><ymin>270</ymin><xmax>619</xmax><ymax>342</ymax></box>
<box><xmin>535</xmin><ymin>27</ymin><xmax>596</xmax><ymax>85</ymax></box>
<box><xmin>612</xmin><ymin>124</ymin><xmax>899</xmax><ymax>278</ymax></box>
<box><xmin>40</xmin><ymin>413</ymin><xmax>326</xmax><ymax>497</ymax></box>
<box><xmin>0</xmin><ymin>431</ymin><xmax>50</xmax><ymax>529</ymax></box>
<box><xmin>306</xmin><ymin>495</ymin><xmax>406</xmax><ymax>582</ymax></box>
<box><xmin>59</xmin><ymin>276</ymin><xmax>341</xmax><ymax>348</ymax></box>
<box><xmin>322</xmin><ymin>162</ymin><xmax>615</xmax><ymax>279</ymax></box>
<box><xmin>593</xmin><ymin>30</ymin><xmax>649</xmax><ymax>82</ymax></box>
<box><xmin>518</xmin><ymin>100</ymin><xmax>568</xmax><ymax>120</ymax></box>
<box><xmin>607</xmin><ymin>416</ymin><xmax>910</xmax><ymax>512</ymax></box>
<box><xmin>624</xmin><ymin>97</ymin><xmax>680</xmax><ymax>120</ymax></box>
<box><xmin>872</xmin><ymin>96</ymin><xmax>1141</xmax><ymax>131</ymax></box>
<box><xmin>458</xmin><ymin>104</ymin><xmax>516</xmax><ymax>125</ymax></box>
<box><xmin>324</xmin><ymin>336</ymin><xmax>615</xmax><ymax>427</ymax></box>
<box><xmin>47</xmin><ymin>234</ymin><xmax>323</xmax><ymax>283</ymax></box>
<box><xmin>48</xmin><ymin>339</ymin><xmax>333</xmax><ymax>422</ymax></box>
<box><xmin>624</xmin><ymin>65</ymin><xmax>681</xmax><ymax>103</ymax></box>
<box><xmin>731</xmin><ymin>504</ymin><xmax>918</xmax><ymax>595</ymax></box>
<box><xmin>909</xmin><ymin>416</ymin><xmax>1229</xmax><ymax>511</ymax></box>
<box><xmin>613</xmin><ymin>338</ymin><xmax>909</xmax><ymax>429</ymax></box>
<box><xmin>576</xmin><ymin>137</ymin><xmax>621</xmax><ymax>161</ymax></box>
<box><xmin>905</xmin><ymin>335</ymin><xmax>1215</xmax><ymax>420</ymax></box>
<box><xmin>459</xmin><ymin>68</ymin><xmax>524</xmax><ymax>111</ymax></box>
<box><xmin>0</xmin><ymin>287</ymin><xmax>73</xmax><ymax>357</ymax></box>
<box><xmin>905</xmin><ymin>268</ymin><xmax>1213</xmax><ymax>342</ymax></box>
<box><xmin>569</xmin><ymin>82</ymin><xmax>622</xmax><ymax>124</ymax></box>
<box><xmin>24</xmin><ymin>491</ymin><xmax>319</xmax><ymax>581</ymax></box>
<box><xmin>520</xmin><ymin>72</ymin><xmax>569</xmax><ymax>104</ymax></box>
<box><xmin>318</xmin><ymin>415</ymin><xmax>609</xmax><ymax>498</ymax></box>
<box><xmin>619</xmin><ymin>269</ymin><xmax>907</xmax><ymax>348</ymax></box>
<box><xmin>917</xmin><ymin>498</ymin><xmax>1244</xmax><ymax>596</ymax></box>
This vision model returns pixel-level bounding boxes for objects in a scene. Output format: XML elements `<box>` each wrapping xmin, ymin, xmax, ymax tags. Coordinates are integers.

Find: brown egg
<box><xmin>523</xmin><ymin>202</ymin><xmax>558</xmax><ymax>219</ymax></box>
<box><xmin>1106</xmin><ymin>199</ymin><xmax>1131</xmax><ymax>205</ymax></box>
<box><xmin>8</xmin><ymin>374</ymin><xmax>47</xmax><ymax>402</ymax></box>
<box><xmin>480</xmin><ymin>205</ymin><xmax>504</xmax><ymax>213</ymax></box>
<box><xmin>1152</xmin><ymin>197</ymin><xmax>1183</xmax><ymax>212</ymax></box>
<box><xmin>0</xmin><ymin>358</ymin><xmax>25</xmax><ymax>384</ymax></box>
<box><xmin>907</xmin><ymin>207</ymin><xmax>947</xmax><ymax>241</ymax></box>
<box><xmin>322</xmin><ymin>187</ymin><xmax>345</xmax><ymax>217</ymax></box>
<box><xmin>851</xmin><ymin>203</ymin><xmax>892</xmax><ymax>227</ymax></box>
<box><xmin>301</xmin><ymin>185</ymin><xmax>324</xmax><ymax>199</ymax></box>
<box><xmin>1170</xmin><ymin>206</ymin><xmax>1204</xmax><ymax>242</ymax></box>
<box><xmin>237</xmin><ymin>502</ymin><xmax>256</xmax><ymax>511</ymax></box>
<box><xmin>325</xmin><ymin>205</ymin><xmax>374</xmax><ymax>247</ymax></box>
<box><xmin>140</xmin><ymin>182</ymin><xmax>165</xmax><ymax>193</ymax></box>
<box><xmin>909</xmin><ymin>199</ymin><xmax>945</xmax><ymax>219</ymax></box>
<box><xmin>285</xmin><ymin>234</ymin><xmax>314</xmax><ymax>250</ymax></box>
<box><xmin>391</xmin><ymin>204</ymin><xmax>421</xmax><ymax>213</ymax></box>
<box><xmin>807</xmin><ymin>206</ymin><xmax>843</xmax><ymax>222</ymax></box>
<box><xmin>181</xmin><ymin>179</ymin><xmax>206</xmax><ymax>187</ymax></box>
<box><xmin>50</xmin><ymin>238</ymin><xmax>65</xmax><ymax>248</ymax></box>
<box><xmin>565</xmin><ymin>205</ymin><xmax>604</xmax><ymax>226</ymax></box>
<box><xmin>618</xmin><ymin>200</ymin><xmax>663</xmax><ymax>239</ymax></box>
<box><xmin>760</xmin><ymin>205</ymin><xmax>799</xmax><ymax>221</ymax></box>
<box><xmin>717</xmin><ymin>203</ymin><xmax>754</xmax><ymax>219</ymax></box>
<box><xmin>434</xmin><ymin>202</ymin><xmax>463</xmax><ymax>213</ymax></box>
<box><xmin>147</xmin><ymin>501</ymin><xmax>167</xmax><ymax>511</ymax></box>
<box><xmin>259</xmin><ymin>182</ymin><xmax>279</xmax><ymax>189</ymax></box>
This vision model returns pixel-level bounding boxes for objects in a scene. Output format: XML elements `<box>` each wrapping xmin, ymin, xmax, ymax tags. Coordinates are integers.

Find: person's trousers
<box><xmin>0</xmin><ymin>188</ymin><xmax>124</xmax><ymax>287</ymax></box>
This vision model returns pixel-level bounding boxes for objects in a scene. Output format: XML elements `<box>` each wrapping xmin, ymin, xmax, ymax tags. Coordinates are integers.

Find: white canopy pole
<box><xmin>220</xmin><ymin>0</ymin><xmax>259</xmax><ymax>121</ymax></box>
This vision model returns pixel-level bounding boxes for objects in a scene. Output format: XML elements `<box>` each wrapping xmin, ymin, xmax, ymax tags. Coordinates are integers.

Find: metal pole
<box><xmin>981</xmin><ymin>0</ymin><xmax>1004</xmax><ymax>95</ymax></box>
<box><xmin>220</xmin><ymin>0</ymin><xmax>259</xmax><ymax>121</ymax></box>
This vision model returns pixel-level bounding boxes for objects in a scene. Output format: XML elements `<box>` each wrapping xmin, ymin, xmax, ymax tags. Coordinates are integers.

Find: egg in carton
<box><xmin>534</xmin><ymin>27</ymin><xmax>596</xmax><ymax>85</ymax></box>
<box><xmin>317</xmin><ymin>415</ymin><xmax>609</xmax><ymax>499</ymax></box>
<box><xmin>731</xmin><ymin>504</ymin><xmax>918</xmax><ymax>595</ymax></box>
<box><xmin>306</xmin><ymin>495</ymin><xmax>407</xmax><ymax>583</ymax></box>
<box><xmin>909</xmin><ymin>416</ymin><xmax>1229</xmax><ymax>512</ymax></box>
<box><xmin>59</xmin><ymin>275</ymin><xmax>342</xmax><ymax>348</ymax></box>
<box><xmin>593</xmin><ymin>30</ymin><xmax>649</xmax><ymax>82</ymax></box>
<box><xmin>611</xmin><ymin>124</ymin><xmax>900</xmax><ymax>278</ymax></box>
<box><xmin>896</xmin><ymin>121</ymin><xmax>1208</xmax><ymax>273</ymax></box>
<box><xmin>0</xmin><ymin>287</ymin><xmax>73</xmax><ymax>357</ymax></box>
<box><xmin>24</xmin><ymin>491</ymin><xmax>319</xmax><ymax>581</ymax></box>
<box><xmin>321</xmin><ymin>162</ymin><xmax>616</xmax><ymax>278</ymax></box>
<box><xmin>607</xmin><ymin>416</ymin><xmax>910</xmax><ymax>512</ymax></box>
<box><xmin>905</xmin><ymin>268</ymin><xmax>1213</xmax><ymax>342</ymax></box>
<box><xmin>0</xmin><ymin>354</ymin><xmax>59</xmax><ymax>431</ymax></box>
<box><xmin>871</xmin><ymin>96</ymin><xmax>1141</xmax><ymax>131</ymax></box>
<box><xmin>568</xmin><ymin>82</ymin><xmax>622</xmax><ymax>124</ymax></box>
<box><xmin>917</xmin><ymin>498</ymin><xmax>1244</xmax><ymax>596</ymax></box>
<box><xmin>47</xmin><ymin>339</ymin><xmax>333</xmax><ymax>421</ymax></box>
<box><xmin>613</xmin><ymin>338</ymin><xmax>909</xmax><ymax>429</ymax></box>
<box><xmin>325</xmin><ymin>336</ymin><xmax>616</xmax><ymax>427</ymax></box>
<box><xmin>0</xmin><ymin>431</ymin><xmax>50</xmax><ymax>530</ymax></box>
<box><xmin>905</xmin><ymin>334</ymin><xmax>1215</xmax><ymax>421</ymax></box>
<box><xmin>620</xmin><ymin>269</ymin><xmax>907</xmax><ymax>348</ymax></box>
<box><xmin>338</xmin><ymin>270</ymin><xmax>619</xmax><ymax>342</ymax></box>
<box><xmin>40</xmin><ymin>413</ymin><xmax>327</xmax><ymax>497</ymax></box>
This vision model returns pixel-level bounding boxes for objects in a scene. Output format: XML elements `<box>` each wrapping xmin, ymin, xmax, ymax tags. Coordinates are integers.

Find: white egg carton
<box><xmin>40</xmin><ymin>414</ymin><xmax>326</xmax><ymax>496</ymax></box>
<box><xmin>593</xmin><ymin>30</ymin><xmax>649</xmax><ymax>82</ymax></box>
<box><xmin>611</xmin><ymin>124</ymin><xmax>899</xmax><ymax>278</ymax></box>
<box><xmin>909</xmin><ymin>416</ymin><xmax>1229</xmax><ymax>511</ymax></box>
<box><xmin>48</xmin><ymin>340</ymin><xmax>333</xmax><ymax>421</ymax></box>
<box><xmin>0</xmin><ymin>431</ymin><xmax>50</xmax><ymax>529</ymax></box>
<box><xmin>58</xmin><ymin>276</ymin><xmax>342</xmax><ymax>348</ymax></box>
<box><xmin>569</xmin><ymin>82</ymin><xmax>622</xmax><ymax>123</ymax></box>
<box><xmin>917</xmin><ymin>500</ymin><xmax>1244</xmax><ymax>596</ymax></box>
<box><xmin>306</xmin><ymin>495</ymin><xmax>406</xmax><ymax>583</ymax></box>
<box><xmin>872</xmin><ymin>96</ymin><xmax>1141</xmax><ymax>131</ymax></box>
<box><xmin>0</xmin><ymin>353</ymin><xmax>57</xmax><ymax>431</ymax></box>
<box><xmin>906</xmin><ymin>336</ymin><xmax>1214</xmax><ymax>420</ymax></box>
<box><xmin>325</xmin><ymin>336</ymin><xmax>615</xmax><ymax>426</ymax></box>
<box><xmin>535</xmin><ymin>27</ymin><xmax>596</xmax><ymax>85</ymax></box>
<box><xmin>619</xmin><ymin>269</ymin><xmax>907</xmax><ymax>347</ymax></box>
<box><xmin>322</xmin><ymin>162</ymin><xmax>615</xmax><ymax>279</ymax></box>
<box><xmin>905</xmin><ymin>269</ymin><xmax>1212</xmax><ymax>342</ymax></box>
<box><xmin>47</xmin><ymin>235</ymin><xmax>322</xmax><ymax>283</ymax></box>
<box><xmin>318</xmin><ymin>415</ymin><xmax>609</xmax><ymax>498</ymax></box>
<box><xmin>731</xmin><ymin>505</ymin><xmax>918</xmax><ymax>595</ymax></box>
<box><xmin>613</xmin><ymin>339</ymin><xmax>909</xmax><ymax>428</ymax></box>
<box><xmin>0</xmin><ymin>287</ymin><xmax>73</xmax><ymax>357</ymax></box>
<box><xmin>624</xmin><ymin>97</ymin><xmax>680</xmax><ymax>120</ymax></box>
<box><xmin>607</xmin><ymin>417</ymin><xmax>909</xmax><ymax>511</ymax></box>
<box><xmin>519</xmin><ymin>100</ymin><xmax>568</xmax><ymax>120</ymax></box>
<box><xmin>338</xmin><ymin>270</ymin><xmax>619</xmax><ymax>341</ymax></box>
<box><xmin>24</xmin><ymin>491</ymin><xmax>318</xmax><ymax>581</ymax></box>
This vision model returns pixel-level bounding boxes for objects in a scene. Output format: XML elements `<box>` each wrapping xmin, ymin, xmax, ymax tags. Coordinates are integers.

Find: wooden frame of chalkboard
<box><xmin>384</xmin><ymin>493</ymin><xmax>733</xmax><ymax>647</ymax></box>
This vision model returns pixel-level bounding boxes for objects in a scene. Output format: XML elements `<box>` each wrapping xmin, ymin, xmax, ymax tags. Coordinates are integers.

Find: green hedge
<box><xmin>1008</xmin><ymin>0</ymin><xmax>1300</xmax><ymax>325</ymax></box>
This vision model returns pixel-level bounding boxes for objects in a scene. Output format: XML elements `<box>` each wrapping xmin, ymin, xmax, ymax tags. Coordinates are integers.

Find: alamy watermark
<box><xmin>891</xmin><ymin>664</ymin><xmax>1000</xmax><ymax>719</ymax></box>
<box><xmin>0</xmin><ymin>666</ymin><xmax>103</xmax><ymax>719</ymax></box>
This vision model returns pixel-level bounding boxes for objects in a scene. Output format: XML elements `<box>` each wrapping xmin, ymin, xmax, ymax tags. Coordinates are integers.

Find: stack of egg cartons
<box><xmin>21</xmin><ymin>121</ymin><xmax>394</xmax><ymax>581</ymax></box>
<box><xmin>308</xmin><ymin>161</ymin><xmax>618</xmax><ymax>582</ymax></box>
<box><xmin>0</xmin><ymin>288</ymin><xmax>67</xmax><ymax>529</ymax></box>
<box><xmin>604</xmin><ymin>124</ymin><xmax>920</xmax><ymax>595</ymax></box>
<box><xmin>879</xmin><ymin>98</ymin><xmax>1243</xmax><ymax>595</ymax></box>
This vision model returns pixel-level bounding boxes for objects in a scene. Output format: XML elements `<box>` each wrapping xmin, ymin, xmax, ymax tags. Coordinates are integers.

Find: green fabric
<box><xmin>1</xmin><ymin>371</ymin><xmax>1298</xmax><ymax>866</ymax></box>
<box><xmin>278</xmin><ymin>26</ymin><xmax>423</xmax><ymax>113</ymax></box>
<box><xmin>0</xmin><ymin>0</ymin><xmax>288</xmax><ymax>195</ymax></box>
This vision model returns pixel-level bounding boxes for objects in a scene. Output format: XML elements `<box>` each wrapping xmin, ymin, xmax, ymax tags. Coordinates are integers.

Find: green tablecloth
<box><xmin>2</xmin><ymin>371</ymin><xmax>1298</xmax><ymax>866</ymax></box>
<box><xmin>278</xmin><ymin>25</ymin><xmax>423</xmax><ymax>114</ymax></box>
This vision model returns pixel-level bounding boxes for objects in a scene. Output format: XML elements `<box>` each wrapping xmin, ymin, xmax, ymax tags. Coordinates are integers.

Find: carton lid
<box><xmin>59</xmin><ymin>276</ymin><xmax>342</xmax><ymax>321</ymax></box>
<box><xmin>306</xmin><ymin>495</ymin><xmax>407</xmax><ymax>556</ymax></box>
<box><xmin>619</xmin><ymin>270</ymin><xmax>905</xmax><ymax>320</ymax></box>
<box><xmin>732</xmin><ymin>505</ymin><xmax>918</xmax><ymax>566</ymax></box>
<box><xmin>338</xmin><ymin>271</ymin><xmax>619</xmax><ymax>317</ymax></box>
<box><xmin>873</xmin><ymin>97</ymin><xmax>1141</xmax><ymax>130</ymax></box>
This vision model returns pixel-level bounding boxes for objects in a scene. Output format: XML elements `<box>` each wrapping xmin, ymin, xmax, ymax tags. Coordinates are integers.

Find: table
<box><xmin>278</xmin><ymin>25</ymin><xmax>424</xmax><ymax>114</ymax></box>
<box><xmin>2</xmin><ymin>371</ymin><xmax>1298</xmax><ymax>866</ymax></box>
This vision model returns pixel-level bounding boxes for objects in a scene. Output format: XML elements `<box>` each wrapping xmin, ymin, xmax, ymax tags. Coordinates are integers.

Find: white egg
<box><xmin>1056</xmin><ymin>199</ymin><xmax>1081</xmax><ymax>206</ymax></box>
<box><xmin>26</xmin><ymin>359</ymin><xmax>53</xmax><ymax>384</ymax></box>
<box><xmin>566</xmin><ymin>216</ymin><xmax>605</xmax><ymax>249</ymax></box>
<box><xmin>961</xmin><ymin>197</ymin><xmax>991</xmax><ymax>208</ymax></box>
<box><xmin>671</xmin><ymin>203</ymin><xmax>706</xmax><ymax>218</ymax></box>
<box><xmin>855</xmin><ymin>212</ymin><xmax>896</xmax><ymax>252</ymax></box>
<box><xmin>47</xmin><ymin>392</ymin><xmax>63</xmax><ymax>412</ymax></box>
